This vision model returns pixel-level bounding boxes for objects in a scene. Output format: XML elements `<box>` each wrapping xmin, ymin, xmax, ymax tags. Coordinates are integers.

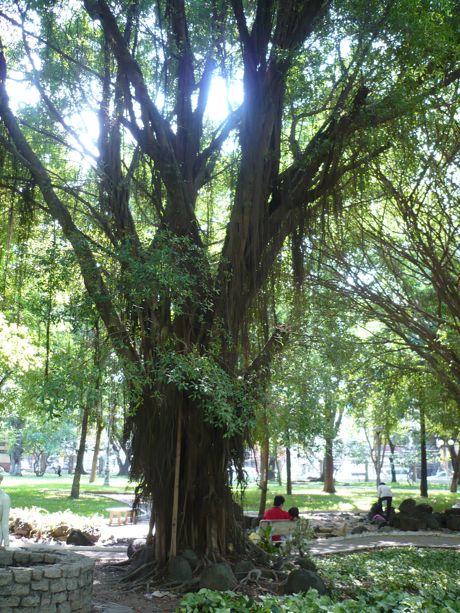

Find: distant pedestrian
<box><xmin>377</xmin><ymin>482</ymin><xmax>393</xmax><ymax>519</ymax></box>
<box><xmin>56</xmin><ymin>465</ymin><xmax>62</xmax><ymax>477</ymax></box>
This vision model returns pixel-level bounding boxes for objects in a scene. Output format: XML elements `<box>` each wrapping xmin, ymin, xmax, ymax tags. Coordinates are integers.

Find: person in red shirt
<box><xmin>262</xmin><ymin>496</ymin><xmax>294</xmax><ymax>542</ymax></box>
<box><xmin>263</xmin><ymin>495</ymin><xmax>292</xmax><ymax>520</ymax></box>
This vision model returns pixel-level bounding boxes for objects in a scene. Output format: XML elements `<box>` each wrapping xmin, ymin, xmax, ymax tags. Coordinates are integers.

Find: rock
<box><xmin>49</xmin><ymin>524</ymin><xmax>70</xmax><ymax>539</ymax></box>
<box><xmin>234</xmin><ymin>559</ymin><xmax>255</xmax><ymax>580</ymax></box>
<box><xmin>424</xmin><ymin>515</ymin><xmax>441</xmax><ymax>530</ymax></box>
<box><xmin>433</xmin><ymin>512</ymin><xmax>446</xmax><ymax>528</ymax></box>
<box><xmin>66</xmin><ymin>529</ymin><xmax>93</xmax><ymax>546</ymax></box>
<box><xmin>168</xmin><ymin>556</ymin><xmax>193</xmax><ymax>582</ymax></box>
<box><xmin>445</xmin><ymin>514</ymin><xmax>460</xmax><ymax>531</ymax></box>
<box><xmin>284</xmin><ymin>569</ymin><xmax>327</xmax><ymax>595</ymax></box>
<box><xmin>399</xmin><ymin>499</ymin><xmax>417</xmax><ymax>514</ymax></box>
<box><xmin>13</xmin><ymin>519</ymin><xmax>33</xmax><ymax>537</ymax></box>
<box><xmin>351</xmin><ymin>526</ymin><xmax>368</xmax><ymax>534</ymax></box>
<box><xmin>296</xmin><ymin>557</ymin><xmax>318</xmax><ymax>572</ymax></box>
<box><xmin>398</xmin><ymin>515</ymin><xmax>426</xmax><ymax>531</ymax></box>
<box><xmin>181</xmin><ymin>548</ymin><xmax>199</xmax><ymax>570</ymax></box>
<box><xmin>200</xmin><ymin>563</ymin><xmax>237</xmax><ymax>591</ymax></box>
<box><xmin>416</xmin><ymin>503</ymin><xmax>433</xmax><ymax>514</ymax></box>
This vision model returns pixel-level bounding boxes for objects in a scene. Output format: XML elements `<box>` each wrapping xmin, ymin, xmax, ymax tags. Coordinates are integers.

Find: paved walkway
<box><xmin>309</xmin><ymin>531</ymin><xmax>460</xmax><ymax>555</ymax></box>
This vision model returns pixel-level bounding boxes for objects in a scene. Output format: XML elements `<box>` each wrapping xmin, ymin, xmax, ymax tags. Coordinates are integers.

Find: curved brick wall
<box><xmin>0</xmin><ymin>547</ymin><xmax>95</xmax><ymax>612</ymax></box>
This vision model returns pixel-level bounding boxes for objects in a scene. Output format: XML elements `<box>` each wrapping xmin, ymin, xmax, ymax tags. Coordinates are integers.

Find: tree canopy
<box><xmin>1</xmin><ymin>0</ymin><xmax>459</xmax><ymax>564</ymax></box>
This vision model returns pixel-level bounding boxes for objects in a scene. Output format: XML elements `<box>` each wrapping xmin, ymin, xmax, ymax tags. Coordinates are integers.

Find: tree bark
<box><xmin>388</xmin><ymin>437</ymin><xmax>396</xmax><ymax>483</ymax></box>
<box><xmin>258</xmin><ymin>429</ymin><xmax>270</xmax><ymax>519</ymax></box>
<box><xmin>419</xmin><ymin>406</ymin><xmax>428</xmax><ymax>498</ymax></box>
<box><xmin>71</xmin><ymin>406</ymin><xmax>90</xmax><ymax>499</ymax></box>
<box><xmin>448</xmin><ymin>443</ymin><xmax>459</xmax><ymax>493</ymax></box>
<box><xmin>286</xmin><ymin>444</ymin><xmax>292</xmax><ymax>495</ymax></box>
<box><xmin>323</xmin><ymin>437</ymin><xmax>336</xmax><ymax>493</ymax></box>
<box><xmin>89</xmin><ymin>419</ymin><xmax>103</xmax><ymax>483</ymax></box>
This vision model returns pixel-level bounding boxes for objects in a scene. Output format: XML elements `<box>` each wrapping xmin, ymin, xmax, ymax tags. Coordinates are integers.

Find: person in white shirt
<box><xmin>377</xmin><ymin>482</ymin><xmax>393</xmax><ymax>519</ymax></box>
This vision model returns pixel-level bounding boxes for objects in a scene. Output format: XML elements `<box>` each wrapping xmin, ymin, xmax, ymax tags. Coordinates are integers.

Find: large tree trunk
<box><xmin>419</xmin><ymin>407</ymin><xmax>428</xmax><ymax>498</ymax></box>
<box><xmin>323</xmin><ymin>438</ymin><xmax>336</xmax><ymax>494</ymax></box>
<box><xmin>71</xmin><ymin>406</ymin><xmax>90</xmax><ymax>500</ymax></box>
<box><xmin>131</xmin><ymin>389</ymin><xmax>245</xmax><ymax>564</ymax></box>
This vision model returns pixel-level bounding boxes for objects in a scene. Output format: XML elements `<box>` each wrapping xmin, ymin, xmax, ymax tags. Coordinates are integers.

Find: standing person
<box><xmin>0</xmin><ymin>474</ymin><xmax>10</xmax><ymax>548</ymax></box>
<box><xmin>56</xmin><ymin>464</ymin><xmax>62</xmax><ymax>477</ymax></box>
<box><xmin>377</xmin><ymin>482</ymin><xmax>393</xmax><ymax>519</ymax></box>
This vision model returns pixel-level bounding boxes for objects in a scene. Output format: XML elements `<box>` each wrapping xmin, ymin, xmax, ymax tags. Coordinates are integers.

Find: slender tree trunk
<box><xmin>364</xmin><ymin>460</ymin><xmax>369</xmax><ymax>482</ymax></box>
<box><xmin>89</xmin><ymin>419</ymin><xmax>103</xmax><ymax>483</ymax></box>
<box><xmin>388</xmin><ymin>437</ymin><xmax>396</xmax><ymax>483</ymax></box>
<box><xmin>71</xmin><ymin>406</ymin><xmax>90</xmax><ymax>499</ymax></box>
<box><xmin>286</xmin><ymin>444</ymin><xmax>292</xmax><ymax>495</ymax></box>
<box><xmin>420</xmin><ymin>407</ymin><xmax>428</xmax><ymax>497</ymax></box>
<box><xmin>258</xmin><ymin>432</ymin><xmax>270</xmax><ymax>518</ymax></box>
<box><xmin>274</xmin><ymin>448</ymin><xmax>282</xmax><ymax>486</ymax></box>
<box><xmin>323</xmin><ymin>438</ymin><xmax>336</xmax><ymax>493</ymax></box>
<box><xmin>448</xmin><ymin>443</ymin><xmax>459</xmax><ymax>493</ymax></box>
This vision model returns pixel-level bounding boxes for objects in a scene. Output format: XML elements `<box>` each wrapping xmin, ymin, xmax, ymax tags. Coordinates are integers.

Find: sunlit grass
<box><xmin>3</xmin><ymin>473</ymin><xmax>458</xmax><ymax>518</ymax></box>
<box><xmin>2</xmin><ymin>474</ymin><xmax>134</xmax><ymax>516</ymax></box>
<box><xmin>237</xmin><ymin>480</ymin><xmax>460</xmax><ymax>514</ymax></box>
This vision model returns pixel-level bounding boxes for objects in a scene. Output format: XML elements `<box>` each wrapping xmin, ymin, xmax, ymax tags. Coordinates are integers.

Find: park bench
<box><xmin>107</xmin><ymin>506</ymin><xmax>137</xmax><ymax>526</ymax></box>
<box><xmin>258</xmin><ymin>519</ymin><xmax>297</xmax><ymax>540</ymax></box>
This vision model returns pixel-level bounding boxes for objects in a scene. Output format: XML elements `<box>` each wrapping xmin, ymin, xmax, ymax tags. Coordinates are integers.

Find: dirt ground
<box><xmin>92</xmin><ymin>557</ymin><xmax>182</xmax><ymax>612</ymax></box>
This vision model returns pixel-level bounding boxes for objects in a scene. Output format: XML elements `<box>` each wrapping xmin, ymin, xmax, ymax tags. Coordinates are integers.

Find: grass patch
<box><xmin>2</xmin><ymin>474</ymin><xmax>135</xmax><ymax>517</ymax></box>
<box><xmin>237</xmin><ymin>481</ymin><xmax>460</xmax><ymax>514</ymax></box>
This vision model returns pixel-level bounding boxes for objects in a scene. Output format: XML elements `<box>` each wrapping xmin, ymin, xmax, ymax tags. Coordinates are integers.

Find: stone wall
<box><xmin>0</xmin><ymin>547</ymin><xmax>94</xmax><ymax>612</ymax></box>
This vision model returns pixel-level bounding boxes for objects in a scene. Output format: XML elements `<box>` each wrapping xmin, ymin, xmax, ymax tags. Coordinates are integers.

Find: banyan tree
<box><xmin>0</xmin><ymin>0</ymin><xmax>458</xmax><ymax>566</ymax></box>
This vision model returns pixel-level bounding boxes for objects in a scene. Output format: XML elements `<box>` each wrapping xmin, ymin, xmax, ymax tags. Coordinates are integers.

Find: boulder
<box><xmin>168</xmin><ymin>556</ymin><xmax>193</xmax><ymax>582</ymax></box>
<box><xmin>398</xmin><ymin>515</ymin><xmax>426</xmax><ymax>531</ymax></box>
<box><xmin>181</xmin><ymin>548</ymin><xmax>199</xmax><ymax>570</ymax></box>
<box><xmin>296</xmin><ymin>557</ymin><xmax>318</xmax><ymax>572</ymax></box>
<box><xmin>13</xmin><ymin>519</ymin><xmax>33</xmax><ymax>537</ymax></box>
<box><xmin>416</xmin><ymin>503</ymin><xmax>433</xmax><ymax>514</ymax></box>
<box><xmin>424</xmin><ymin>515</ymin><xmax>441</xmax><ymax>530</ymax></box>
<box><xmin>284</xmin><ymin>569</ymin><xmax>327</xmax><ymax>595</ymax></box>
<box><xmin>200</xmin><ymin>563</ymin><xmax>237</xmax><ymax>591</ymax></box>
<box><xmin>66</xmin><ymin>529</ymin><xmax>93</xmax><ymax>546</ymax></box>
<box><xmin>49</xmin><ymin>524</ymin><xmax>70</xmax><ymax>539</ymax></box>
<box><xmin>445</xmin><ymin>514</ymin><xmax>460</xmax><ymax>531</ymax></box>
<box><xmin>399</xmin><ymin>499</ymin><xmax>417</xmax><ymax>514</ymax></box>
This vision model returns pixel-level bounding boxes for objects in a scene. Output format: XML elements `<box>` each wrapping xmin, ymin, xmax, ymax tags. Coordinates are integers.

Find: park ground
<box><xmin>3</xmin><ymin>475</ymin><xmax>460</xmax><ymax>611</ymax></box>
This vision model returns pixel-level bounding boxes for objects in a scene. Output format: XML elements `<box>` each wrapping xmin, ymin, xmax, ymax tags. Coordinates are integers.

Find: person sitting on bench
<box><xmin>263</xmin><ymin>495</ymin><xmax>294</xmax><ymax>541</ymax></box>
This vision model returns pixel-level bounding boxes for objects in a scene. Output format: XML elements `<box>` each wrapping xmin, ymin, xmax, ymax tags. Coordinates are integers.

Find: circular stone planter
<box><xmin>0</xmin><ymin>547</ymin><xmax>95</xmax><ymax>612</ymax></box>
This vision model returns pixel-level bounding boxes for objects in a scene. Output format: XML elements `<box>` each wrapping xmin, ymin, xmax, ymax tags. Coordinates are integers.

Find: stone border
<box><xmin>0</xmin><ymin>547</ymin><xmax>95</xmax><ymax>612</ymax></box>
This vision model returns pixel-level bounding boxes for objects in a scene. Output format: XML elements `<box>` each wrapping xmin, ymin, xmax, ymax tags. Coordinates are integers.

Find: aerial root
<box><xmin>120</xmin><ymin>560</ymin><xmax>157</xmax><ymax>584</ymax></box>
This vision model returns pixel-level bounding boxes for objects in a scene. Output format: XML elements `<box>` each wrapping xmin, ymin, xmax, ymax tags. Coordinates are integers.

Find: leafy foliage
<box><xmin>180</xmin><ymin>549</ymin><xmax>460</xmax><ymax>612</ymax></box>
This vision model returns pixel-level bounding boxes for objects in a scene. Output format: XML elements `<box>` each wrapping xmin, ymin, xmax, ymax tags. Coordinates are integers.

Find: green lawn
<box><xmin>2</xmin><ymin>474</ymin><xmax>458</xmax><ymax>518</ymax></box>
<box><xmin>238</xmin><ymin>480</ymin><xmax>460</xmax><ymax>514</ymax></box>
<box><xmin>2</xmin><ymin>474</ymin><xmax>135</xmax><ymax>516</ymax></box>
